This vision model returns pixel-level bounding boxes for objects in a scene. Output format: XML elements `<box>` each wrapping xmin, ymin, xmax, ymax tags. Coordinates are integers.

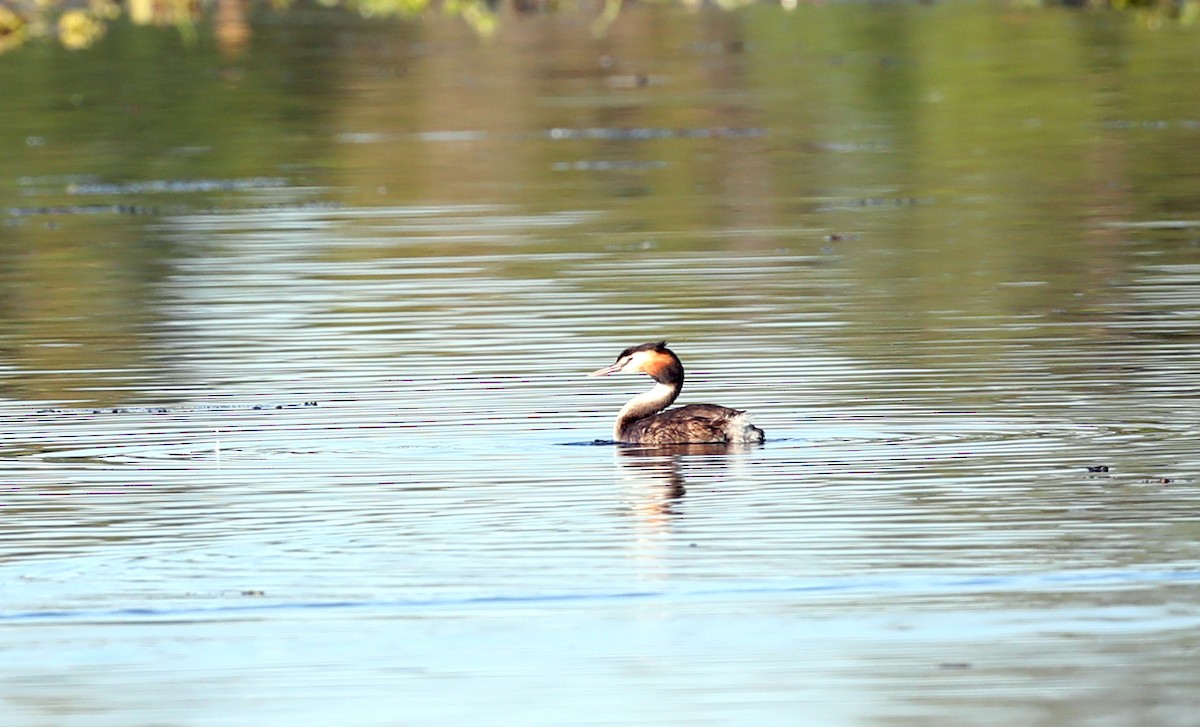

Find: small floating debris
<box><xmin>816</xmin><ymin>197</ymin><xmax>932</xmax><ymax>212</ymax></box>
<box><xmin>1086</xmin><ymin>465</ymin><xmax>1110</xmax><ymax>473</ymax></box>
<box><xmin>35</xmin><ymin>402</ymin><xmax>319</xmax><ymax>415</ymax></box>
<box><xmin>604</xmin><ymin>74</ymin><xmax>661</xmax><ymax>88</ymax></box>
<box><xmin>7</xmin><ymin>200</ymin><xmax>345</xmax><ymax>220</ymax></box>
<box><xmin>65</xmin><ymin>177</ymin><xmax>290</xmax><ymax>196</ymax></box>
<box><xmin>7</xmin><ymin>204</ymin><xmax>169</xmax><ymax>217</ymax></box>
<box><xmin>542</xmin><ymin>126</ymin><xmax>767</xmax><ymax>141</ymax></box>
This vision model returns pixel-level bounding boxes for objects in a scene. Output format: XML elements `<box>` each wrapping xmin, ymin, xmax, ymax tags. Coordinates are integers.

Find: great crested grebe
<box><xmin>588</xmin><ymin>341</ymin><xmax>765</xmax><ymax>445</ymax></box>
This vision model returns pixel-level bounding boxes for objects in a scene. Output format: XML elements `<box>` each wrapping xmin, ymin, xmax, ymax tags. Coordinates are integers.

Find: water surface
<box><xmin>3</xmin><ymin>2</ymin><xmax>1200</xmax><ymax>725</ymax></box>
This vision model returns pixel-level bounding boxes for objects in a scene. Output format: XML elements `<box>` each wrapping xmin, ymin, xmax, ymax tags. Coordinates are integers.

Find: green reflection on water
<box><xmin>0</xmin><ymin>2</ymin><xmax>1198</xmax><ymax>405</ymax></box>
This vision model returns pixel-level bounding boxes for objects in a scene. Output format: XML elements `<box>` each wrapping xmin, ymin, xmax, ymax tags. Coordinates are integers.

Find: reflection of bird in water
<box><xmin>616</xmin><ymin>443</ymin><xmax>750</xmax><ymax>497</ymax></box>
<box><xmin>615</xmin><ymin>443</ymin><xmax>754</xmax><ymax>523</ymax></box>
<box><xmin>615</xmin><ymin>446</ymin><xmax>692</xmax><ymax>530</ymax></box>
<box><xmin>616</xmin><ymin>446</ymin><xmax>689</xmax><ymax>500</ymax></box>
<box><xmin>588</xmin><ymin>341</ymin><xmax>766</xmax><ymax>445</ymax></box>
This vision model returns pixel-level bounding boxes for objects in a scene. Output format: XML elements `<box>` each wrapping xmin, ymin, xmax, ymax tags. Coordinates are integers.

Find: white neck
<box><xmin>614</xmin><ymin>382</ymin><xmax>680</xmax><ymax>441</ymax></box>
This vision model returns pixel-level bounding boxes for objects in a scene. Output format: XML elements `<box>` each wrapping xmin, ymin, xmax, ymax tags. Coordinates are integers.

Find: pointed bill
<box><xmin>588</xmin><ymin>362</ymin><xmax>624</xmax><ymax>377</ymax></box>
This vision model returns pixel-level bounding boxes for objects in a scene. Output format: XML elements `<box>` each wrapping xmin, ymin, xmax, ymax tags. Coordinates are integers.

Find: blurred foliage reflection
<box><xmin>0</xmin><ymin>0</ymin><xmax>1196</xmax><ymax>56</ymax></box>
<box><xmin>1</xmin><ymin>0</ymin><xmax>1200</xmax><ymax>405</ymax></box>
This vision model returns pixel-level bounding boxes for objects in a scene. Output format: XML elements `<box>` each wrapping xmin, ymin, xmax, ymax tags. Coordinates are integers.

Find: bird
<box><xmin>587</xmin><ymin>341</ymin><xmax>765</xmax><ymax>445</ymax></box>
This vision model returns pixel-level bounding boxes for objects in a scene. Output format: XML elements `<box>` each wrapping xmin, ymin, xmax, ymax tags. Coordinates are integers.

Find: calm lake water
<box><xmin>3</xmin><ymin>1</ymin><xmax>1200</xmax><ymax>725</ymax></box>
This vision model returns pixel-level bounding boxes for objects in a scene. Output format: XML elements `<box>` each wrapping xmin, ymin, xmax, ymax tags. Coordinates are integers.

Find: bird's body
<box><xmin>588</xmin><ymin>341</ymin><xmax>765</xmax><ymax>445</ymax></box>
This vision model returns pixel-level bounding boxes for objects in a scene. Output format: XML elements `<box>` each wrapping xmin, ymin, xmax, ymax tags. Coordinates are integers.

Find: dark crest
<box><xmin>617</xmin><ymin>340</ymin><xmax>669</xmax><ymax>361</ymax></box>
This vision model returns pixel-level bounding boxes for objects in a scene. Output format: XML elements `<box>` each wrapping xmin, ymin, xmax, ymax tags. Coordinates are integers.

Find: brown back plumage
<box><xmin>620</xmin><ymin>403</ymin><xmax>755</xmax><ymax>444</ymax></box>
